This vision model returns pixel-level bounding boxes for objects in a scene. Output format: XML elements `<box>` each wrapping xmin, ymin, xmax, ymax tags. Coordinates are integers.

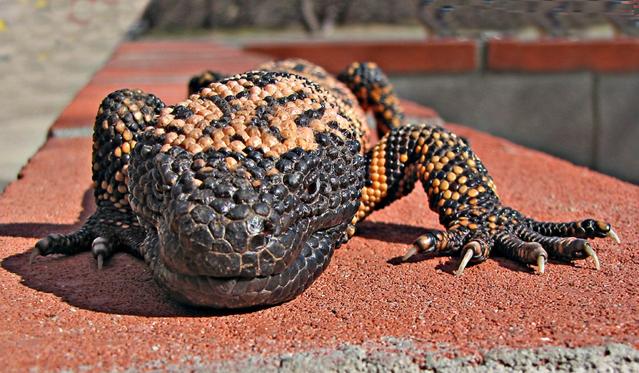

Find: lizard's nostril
<box><xmin>263</xmin><ymin>220</ymin><xmax>275</xmax><ymax>235</ymax></box>
<box><xmin>307</xmin><ymin>178</ymin><xmax>319</xmax><ymax>195</ymax></box>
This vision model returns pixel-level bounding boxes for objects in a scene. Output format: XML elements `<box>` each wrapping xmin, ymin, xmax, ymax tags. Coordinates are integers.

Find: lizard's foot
<box><xmin>354</xmin><ymin>123</ymin><xmax>618</xmax><ymax>276</ymax></box>
<box><xmin>403</xmin><ymin>211</ymin><xmax>619</xmax><ymax>275</ymax></box>
<box><xmin>504</xmin><ymin>218</ymin><xmax>619</xmax><ymax>272</ymax></box>
<box><xmin>32</xmin><ymin>88</ymin><xmax>161</xmax><ymax>267</ymax></box>
<box><xmin>401</xmin><ymin>227</ymin><xmax>492</xmax><ymax>275</ymax></box>
<box><xmin>31</xmin><ymin>208</ymin><xmax>145</xmax><ymax>268</ymax></box>
<box><xmin>31</xmin><ymin>230</ymin><xmax>93</xmax><ymax>264</ymax></box>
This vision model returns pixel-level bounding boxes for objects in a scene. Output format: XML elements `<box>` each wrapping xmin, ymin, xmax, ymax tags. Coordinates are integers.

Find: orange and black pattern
<box><xmin>337</xmin><ymin>61</ymin><xmax>405</xmax><ymax>138</ymax></box>
<box><xmin>33</xmin><ymin>58</ymin><xmax>618</xmax><ymax>308</ymax></box>
<box><xmin>351</xmin><ymin>123</ymin><xmax>616</xmax><ymax>274</ymax></box>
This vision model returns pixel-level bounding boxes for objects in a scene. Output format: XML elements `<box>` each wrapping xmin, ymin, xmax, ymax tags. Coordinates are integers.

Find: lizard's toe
<box><xmin>518</xmin><ymin>229</ymin><xmax>602</xmax><ymax>271</ymax></box>
<box><xmin>495</xmin><ymin>231</ymin><xmax>548</xmax><ymax>274</ymax></box>
<box><xmin>402</xmin><ymin>231</ymin><xmax>438</xmax><ymax>261</ymax></box>
<box><xmin>31</xmin><ymin>233</ymin><xmax>67</xmax><ymax>264</ymax></box>
<box><xmin>453</xmin><ymin>231</ymin><xmax>491</xmax><ymax>276</ymax></box>
<box><xmin>402</xmin><ymin>227</ymin><xmax>496</xmax><ymax>276</ymax></box>
<box><xmin>529</xmin><ymin>218</ymin><xmax>619</xmax><ymax>243</ymax></box>
<box><xmin>29</xmin><ymin>246</ymin><xmax>41</xmax><ymax>265</ymax></box>
<box><xmin>402</xmin><ymin>228</ymin><xmax>468</xmax><ymax>262</ymax></box>
<box><xmin>549</xmin><ymin>238</ymin><xmax>600</xmax><ymax>270</ymax></box>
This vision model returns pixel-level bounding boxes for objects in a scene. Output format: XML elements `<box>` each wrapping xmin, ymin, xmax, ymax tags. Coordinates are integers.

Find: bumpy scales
<box><xmin>32</xmin><ymin>59</ymin><xmax>619</xmax><ymax>308</ymax></box>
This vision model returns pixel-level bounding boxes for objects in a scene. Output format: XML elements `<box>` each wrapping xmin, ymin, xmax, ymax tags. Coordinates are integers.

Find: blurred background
<box><xmin>0</xmin><ymin>0</ymin><xmax>637</xmax><ymax>193</ymax></box>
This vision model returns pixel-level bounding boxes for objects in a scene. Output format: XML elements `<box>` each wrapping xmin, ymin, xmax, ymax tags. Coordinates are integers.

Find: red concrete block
<box><xmin>488</xmin><ymin>38</ymin><xmax>639</xmax><ymax>72</ymax></box>
<box><xmin>1</xmin><ymin>125</ymin><xmax>637</xmax><ymax>370</ymax></box>
<box><xmin>401</xmin><ymin>98</ymin><xmax>439</xmax><ymax>119</ymax></box>
<box><xmin>93</xmin><ymin>40</ymin><xmax>269</xmax><ymax>86</ymax></box>
<box><xmin>113</xmin><ymin>40</ymin><xmax>236</xmax><ymax>56</ymax></box>
<box><xmin>245</xmin><ymin>40</ymin><xmax>478</xmax><ymax>74</ymax></box>
<box><xmin>91</xmin><ymin>57</ymin><xmax>268</xmax><ymax>85</ymax></box>
<box><xmin>97</xmin><ymin>58</ymin><xmax>265</xmax><ymax>78</ymax></box>
<box><xmin>112</xmin><ymin>46</ymin><xmax>258</xmax><ymax>62</ymax></box>
<box><xmin>51</xmin><ymin>83</ymin><xmax>187</xmax><ymax>130</ymax></box>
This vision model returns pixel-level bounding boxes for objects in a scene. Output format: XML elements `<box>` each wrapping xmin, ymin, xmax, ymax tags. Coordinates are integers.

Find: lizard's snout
<box><xmin>158</xmin><ymin>185</ymin><xmax>304</xmax><ymax>279</ymax></box>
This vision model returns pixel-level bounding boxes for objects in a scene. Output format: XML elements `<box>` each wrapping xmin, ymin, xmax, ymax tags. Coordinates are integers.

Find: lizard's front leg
<box><xmin>32</xmin><ymin>89</ymin><xmax>165</xmax><ymax>268</ymax></box>
<box><xmin>351</xmin><ymin>123</ymin><xmax>618</xmax><ymax>274</ymax></box>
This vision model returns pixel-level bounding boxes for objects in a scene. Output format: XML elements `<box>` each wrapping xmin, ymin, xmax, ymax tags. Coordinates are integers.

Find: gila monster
<box><xmin>31</xmin><ymin>59</ymin><xmax>619</xmax><ymax>308</ymax></box>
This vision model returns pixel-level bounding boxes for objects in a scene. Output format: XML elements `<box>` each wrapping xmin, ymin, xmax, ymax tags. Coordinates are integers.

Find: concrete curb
<box><xmin>132</xmin><ymin>339</ymin><xmax>639</xmax><ymax>372</ymax></box>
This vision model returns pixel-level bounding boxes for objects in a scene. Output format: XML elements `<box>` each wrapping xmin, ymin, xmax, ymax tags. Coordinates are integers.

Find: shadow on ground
<box><xmin>357</xmin><ymin>220</ymin><xmax>428</xmax><ymax>245</ymax></box>
<box><xmin>0</xmin><ymin>189</ymin><xmax>95</xmax><ymax>238</ymax></box>
<box><xmin>0</xmin><ymin>188</ymin><xmax>234</xmax><ymax>317</ymax></box>
<box><xmin>2</xmin><ymin>216</ymin><xmax>437</xmax><ymax>317</ymax></box>
<box><xmin>4</xmin><ymin>202</ymin><xmax>573</xmax><ymax>317</ymax></box>
<box><xmin>1</xmin><ymin>250</ymin><xmax>262</xmax><ymax>317</ymax></box>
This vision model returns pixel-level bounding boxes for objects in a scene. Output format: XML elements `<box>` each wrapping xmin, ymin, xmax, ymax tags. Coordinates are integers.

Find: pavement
<box><xmin>0</xmin><ymin>0</ymin><xmax>150</xmax><ymax>191</ymax></box>
<box><xmin>1</xmin><ymin>39</ymin><xmax>638</xmax><ymax>371</ymax></box>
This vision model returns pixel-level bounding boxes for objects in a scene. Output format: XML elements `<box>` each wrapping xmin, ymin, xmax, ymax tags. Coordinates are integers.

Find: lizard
<box><xmin>30</xmin><ymin>59</ymin><xmax>620</xmax><ymax>309</ymax></box>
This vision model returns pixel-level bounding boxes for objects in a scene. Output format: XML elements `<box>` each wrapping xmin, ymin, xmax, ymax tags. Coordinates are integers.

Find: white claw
<box><xmin>454</xmin><ymin>248</ymin><xmax>474</xmax><ymax>276</ymax></box>
<box><xmin>607</xmin><ymin>228</ymin><xmax>620</xmax><ymax>244</ymax></box>
<box><xmin>402</xmin><ymin>246</ymin><xmax>418</xmax><ymax>262</ymax></box>
<box><xmin>96</xmin><ymin>254</ymin><xmax>104</xmax><ymax>270</ymax></box>
<box><xmin>583</xmin><ymin>243</ymin><xmax>600</xmax><ymax>271</ymax></box>
<box><xmin>537</xmin><ymin>255</ymin><xmax>546</xmax><ymax>275</ymax></box>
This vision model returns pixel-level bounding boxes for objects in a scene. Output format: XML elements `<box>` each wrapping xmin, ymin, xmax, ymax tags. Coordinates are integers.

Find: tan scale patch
<box><xmin>258</xmin><ymin>59</ymin><xmax>370</xmax><ymax>151</ymax></box>
<box><xmin>153</xmin><ymin>73</ymin><xmax>360</xmax><ymax>158</ymax></box>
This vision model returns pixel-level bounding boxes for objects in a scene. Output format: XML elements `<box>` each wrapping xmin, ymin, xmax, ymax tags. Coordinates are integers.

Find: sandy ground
<box><xmin>0</xmin><ymin>0</ymin><xmax>149</xmax><ymax>191</ymax></box>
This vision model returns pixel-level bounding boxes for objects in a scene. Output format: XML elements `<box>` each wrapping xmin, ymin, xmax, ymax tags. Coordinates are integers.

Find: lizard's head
<box><xmin>129</xmin><ymin>83</ymin><xmax>365</xmax><ymax>308</ymax></box>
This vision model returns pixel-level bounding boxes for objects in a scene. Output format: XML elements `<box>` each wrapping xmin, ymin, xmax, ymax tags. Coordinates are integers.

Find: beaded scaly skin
<box><xmin>32</xmin><ymin>59</ymin><xmax>619</xmax><ymax>308</ymax></box>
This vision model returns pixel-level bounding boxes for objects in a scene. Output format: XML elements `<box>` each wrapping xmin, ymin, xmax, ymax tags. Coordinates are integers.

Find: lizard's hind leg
<box><xmin>337</xmin><ymin>61</ymin><xmax>405</xmax><ymax>139</ymax></box>
<box><xmin>33</xmin><ymin>89</ymin><xmax>165</xmax><ymax>268</ymax></box>
<box><xmin>188</xmin><ymin>70</ymin><xmax>227</xmax><ymax>95</ymax></box>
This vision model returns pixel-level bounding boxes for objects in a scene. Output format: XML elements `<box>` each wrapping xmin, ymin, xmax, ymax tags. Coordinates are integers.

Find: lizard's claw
<box><xmin>583</xmin><ymin>242</ymin><xmax>600</xmax><ymax>271</ymax></box>
<box><xmin>402</xmin><ymin>246</ymin><xmax>418</xmax><ymax>262</ymax></box>
<box><xmin>29</xmin><ymin>247</ymin><xmax>41</xmax><ymax>265</ymax></box>
<box><xmin>537</xmin><ymin>255</ymin><xmax>545</xmax><ymax>275</ymax></box>
<box><xmin>96</xmin><ymin>254</ymin><xmax>104</xmax><ymax>270</ymax></box>
<box><xmin>346</xmin><ymin>224</ymin><xmax>356</xmax><ymax>238</ymax></box>
<box><xmin>454</xmin><ymin>246</ymin><xmax>475</xmax><ymax>276</ymax></box>
<box><xmin>607</xmin><ymin>228</ymin><xmax>621</xmax><ymax>244</ymax></box>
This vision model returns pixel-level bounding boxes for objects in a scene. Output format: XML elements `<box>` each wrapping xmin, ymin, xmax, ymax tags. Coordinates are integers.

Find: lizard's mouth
<box><xmin>146</xmin><ymin>223</ymin><xmax>346</xmax><ymax>309</ymax></box>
